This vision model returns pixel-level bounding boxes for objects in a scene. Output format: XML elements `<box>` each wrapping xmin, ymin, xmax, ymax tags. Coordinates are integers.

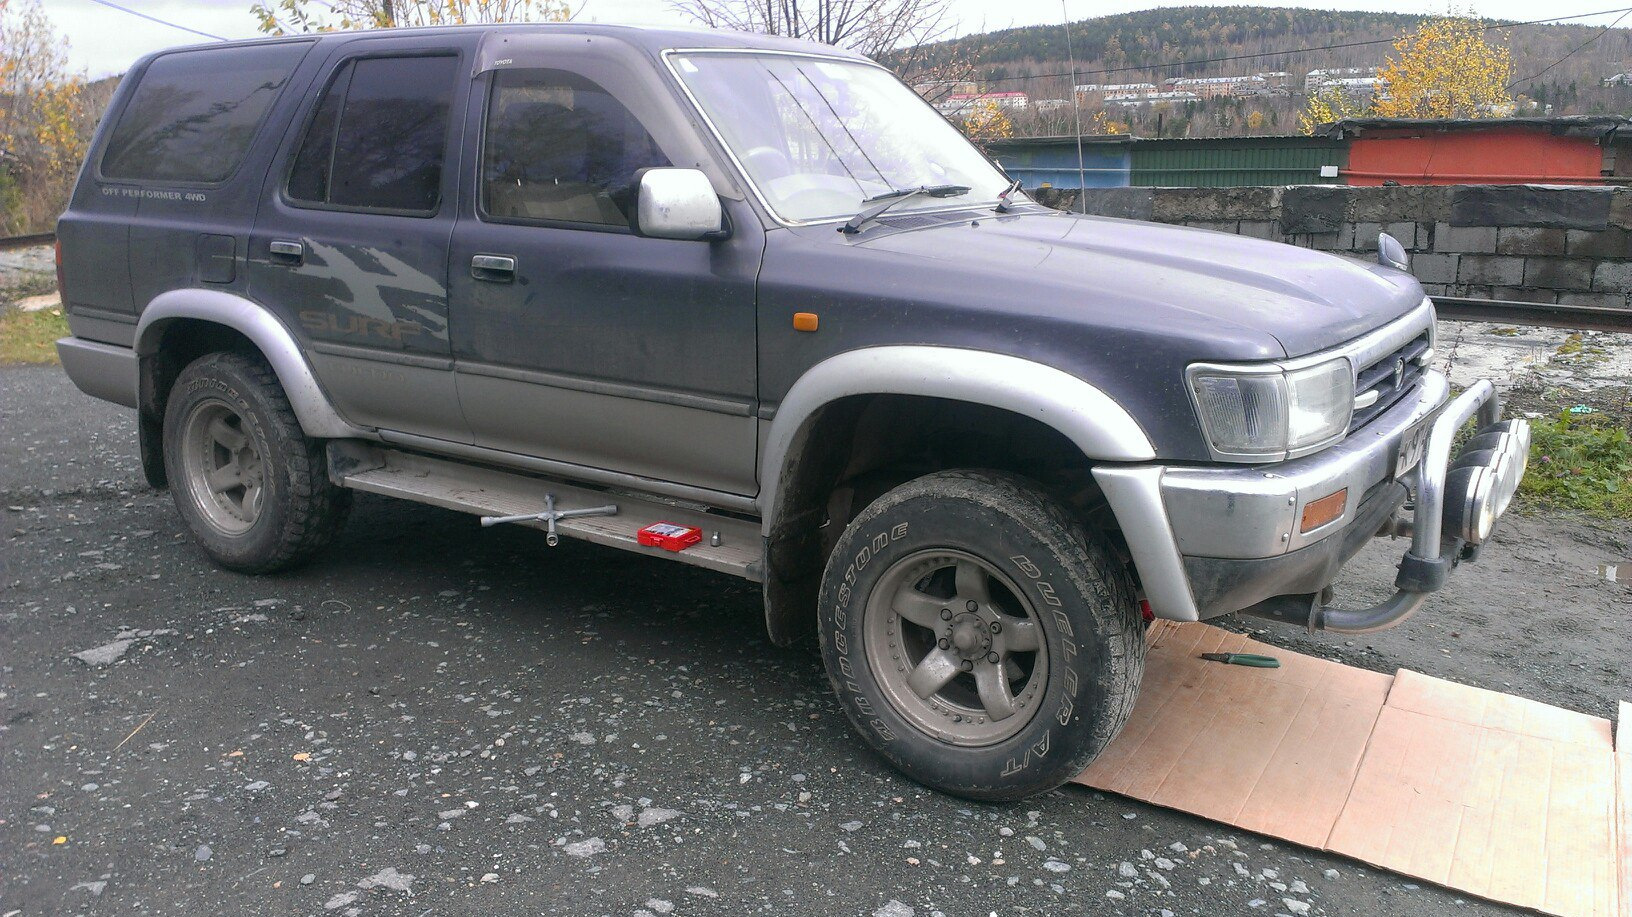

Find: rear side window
<box><xmin>101</xmin><ymin>43</ymin><xmax>308</xmax><ymax>183</ymax></box>
<box><xmin>287</xmin><ymin>55</ymin><xmax>460</xmax><ymax>214</ymax></box>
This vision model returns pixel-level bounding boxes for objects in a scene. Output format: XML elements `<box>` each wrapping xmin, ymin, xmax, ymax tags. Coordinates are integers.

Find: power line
<box><xmin>1508</xmin><ymin>7</ymin><xmax>1632</xmax><ymax>87</ymax></box>
<box><xmin>964</xmin><ymin>6</ymin><xmax>1632</xmax><ymax>87</ymax></box>
<box><xmin>82</xmin><ymin>0</ymin><xmax>229</xmax><ymax>42</ymax></box>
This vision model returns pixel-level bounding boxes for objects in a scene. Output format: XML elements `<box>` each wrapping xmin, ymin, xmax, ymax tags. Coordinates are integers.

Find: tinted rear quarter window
<box><xmin>101</xmin><ymin>43</ymin><xmax>309</xmax><ymax>183</ymax></box>
<box><xmin>287</xmin><ymin>54</ymin><xmax>460</xmax><ymax>214</ymax></box>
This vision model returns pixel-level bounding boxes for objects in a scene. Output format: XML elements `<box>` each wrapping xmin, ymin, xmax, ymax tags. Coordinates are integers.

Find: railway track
<box><xmin>1430</xmin><ymin>296</ymin><xmax>1631</xmax><ymax>333</ymax></box>
<box><xmin>0</xmin><ymin>231</ymin><xmax>55</xmax><ymax>252</ymax></box>
<box><xmin>3</xmin><ymin>232</ymin><xmax>1628</xmax><ymax>332</ymax></box>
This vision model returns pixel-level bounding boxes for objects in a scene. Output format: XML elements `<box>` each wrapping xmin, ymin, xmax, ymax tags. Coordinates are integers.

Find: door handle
<box><xmin>470</xmin><ymin>253</ymin><xmax>516</xmax><ymax>283</ymax></box>
<box><xmin>269</xmin><ymin>240</ymin><xmax>304</xmax><ymax>265</ymax></box>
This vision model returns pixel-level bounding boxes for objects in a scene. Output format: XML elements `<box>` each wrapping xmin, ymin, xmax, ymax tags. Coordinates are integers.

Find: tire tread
<box><xmin>164</xmin><ymin>351</ymin><xmax>350</xmax><ymax>574</ymax></box>
<box><xmin>822</xmin><ymin>469</ymin><xmax>1145</xmax><ymax>800</ymax></box>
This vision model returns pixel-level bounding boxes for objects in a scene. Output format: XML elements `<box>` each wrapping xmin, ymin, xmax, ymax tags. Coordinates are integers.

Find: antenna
<box><xmin>1061</xmin><ymin>1</ymin><xmax>1088</xmax><ymax>205</ymax></box>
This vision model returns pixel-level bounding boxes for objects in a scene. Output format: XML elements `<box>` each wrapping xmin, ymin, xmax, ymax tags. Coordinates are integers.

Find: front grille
<box><xmin>1351</xmin><ymin>333</ymin><xmax>1430</xmax><ymax>429</ymax></box>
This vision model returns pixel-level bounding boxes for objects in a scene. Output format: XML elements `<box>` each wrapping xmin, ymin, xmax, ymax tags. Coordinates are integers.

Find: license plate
<box><xmin>1394</xmin><ymin>422</ymin><xmax>1430</xmax><ymax>477</ymax></box>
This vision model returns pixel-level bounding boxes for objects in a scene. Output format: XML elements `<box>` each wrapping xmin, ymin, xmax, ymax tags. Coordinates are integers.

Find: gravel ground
<box><xmin>0</xmin><ymin>244</ymin><xmax>53</xmax><ymax>277</ymax></box>
<box><xmin>2</xmin><ymin>363</ymin><xmax>1625</xmax><ymax>917</ymax></box>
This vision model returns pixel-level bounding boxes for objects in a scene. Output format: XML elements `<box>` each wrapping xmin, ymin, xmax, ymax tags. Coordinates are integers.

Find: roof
<box><xmin>142</xmin><ymin>22</ymin><xmax>868</xmax><ymax>64</ymax></box>
<box><xmin>1319</xmin><ymin>116</ymin><xmax>1632</xmax><ymax>139</ymax></box>
<box><xmin>983</xmin><ymin>133</ymin><xmax>1341</xmax><ymax>149</ymax></box>
<box><xmin>982</xmin><ymin>134</ymin><xmax>1137</xmax><ymax>148</ymax></box>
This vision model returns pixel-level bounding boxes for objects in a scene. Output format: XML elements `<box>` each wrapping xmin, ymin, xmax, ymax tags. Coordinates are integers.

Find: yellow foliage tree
<box><xmin>253</xmin><ymin>0</ymin><xmax>571</xmax><ymax>34</ymax></box>
<box><xmin>962</xmin><ymin>99</ymin><xmax>1014</xmax><ymax>145</ymax></box>
<box><xmin>0</xmin><ymin>0</ymin><xmax>89</xmax><ymax>233</ymax></box>
<box><xmin>1373</xmin><ymin>16</ymin><xmax>1513</xmax><ymax>119</ymax></box>
<box><xmin>1092</xmin><ymin>110</ymin><xmax>1129</xmax><ymax>135</ymax></box>
<box><xmin>1298</xmin><ymin>86</ymin><xmax>1366</xmax><ymax>135</ymax></box>
<box><xmin>1246</xmin><ymin>110</ymin><xmax>1265</xmax><ymax>131</ymax></box>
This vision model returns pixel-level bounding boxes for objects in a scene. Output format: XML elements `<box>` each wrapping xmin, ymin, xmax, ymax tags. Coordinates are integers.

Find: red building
<box><xmin>1321</xmin><ymin>117</ymin><xmax>1630</xmax><ymax>186</ymax></box>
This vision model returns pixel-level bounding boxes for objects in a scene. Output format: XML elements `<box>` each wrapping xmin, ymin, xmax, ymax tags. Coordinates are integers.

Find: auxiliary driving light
<box><xmin>1443</xmin><ymin>462</ymin><xmax>1499</xmax><ymax>544</ymax></box>
<box><xmin>1479</xmin><ymin>420</ymin><xmax>1532</xmax><ymax>481</ymax></box>
<box><xmin>1477</xmin><ymin>420</ymin><xmax>1532</xmax><ymax>516</ymax></box>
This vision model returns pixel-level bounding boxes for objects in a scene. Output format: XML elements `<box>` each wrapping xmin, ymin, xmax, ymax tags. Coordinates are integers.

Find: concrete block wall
<box><xmin>1035</xmin><ymin>185</ymin><xmax>1632</xmax><ymax>309</ymax></box>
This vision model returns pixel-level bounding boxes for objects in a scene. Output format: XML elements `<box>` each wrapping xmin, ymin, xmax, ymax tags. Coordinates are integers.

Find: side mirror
<box><xmin>633</xmin><ymin>168</ymin><xmax>725</xmax><ymax>240</ymax></box>
<box><xmin>1377</xmin><ymin>232</ymin><xmax>1410</xmax><ymax>272</ymax></box>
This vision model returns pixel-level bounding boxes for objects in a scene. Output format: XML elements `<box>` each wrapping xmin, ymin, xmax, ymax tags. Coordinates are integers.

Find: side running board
<box><xmin>327</xmin><ymin>442</ymin><xmax>763</xmax><ymax>582</ymax></box>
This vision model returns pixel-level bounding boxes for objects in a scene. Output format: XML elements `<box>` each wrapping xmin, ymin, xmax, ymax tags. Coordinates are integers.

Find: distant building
<box><xmin>914</xmin><ymin>79</ymin><xmax>979</xmax><ymax>98</ymax></box>
<box><xmin>1107</xmin><ymin>90</ymin><xmax>1200</xmax><ymax>106</ymax></box>
<box><xmin>1318</xmin><ymin>75</ymin><xmax>1382</xmax><ymax>97</ymax></box>
<box><xmin>1167</xmin><ymin>75</ymin><xmax>1255</xmax><ymax>98</ymax></box>
<box><xmin>1073</xmin><ymin>82</ymin><xmax>1157</xmax><ymax>94</ymax></box>
<box><xmin>1155</xmin><ymin>72</ymin><xmax>1290</xmax><ymax>98</ymax></box>
<box><xmin>1073</xmin><ymin>82</ymin><xmax>1157</xmax><ymax>105</ymax></box>
<box><xmin>936</xmin><ymin>91</ymin><xmax>1030</xmax><ymax>117</ymax></box>
<box><xmin>1305</xmin><ymin>66</ymin><xmax>1370</xmax><ymax>93</ymax></box>
<box><xmin>1605</xmin><ymin>72</ymin><xmax>1632</xmax><ymax>86</ymax></box>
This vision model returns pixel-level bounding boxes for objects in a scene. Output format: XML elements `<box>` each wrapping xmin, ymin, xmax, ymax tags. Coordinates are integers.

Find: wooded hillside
<box><xmin>897</xmin><ymin>5</ymin><xmax>1632</xmax><ymax>136</ymax></box>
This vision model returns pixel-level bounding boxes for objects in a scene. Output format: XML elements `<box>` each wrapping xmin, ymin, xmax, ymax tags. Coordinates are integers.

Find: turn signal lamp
<box><xmin>1299</xmin><ymin>488</ymin><xmax>1348</xmax><ymax>533</ymax></box>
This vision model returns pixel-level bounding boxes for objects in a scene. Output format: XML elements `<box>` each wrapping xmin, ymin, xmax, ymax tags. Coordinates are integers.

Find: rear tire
<box><xmin>162</xmin><ymin>351</ymin><xmax>350</xmax><ymax>573</ymax></box>
<box><xmin>818</xmin><ymin>470</ymin><xmax>1144</xmax><ymax>801</ymax></box>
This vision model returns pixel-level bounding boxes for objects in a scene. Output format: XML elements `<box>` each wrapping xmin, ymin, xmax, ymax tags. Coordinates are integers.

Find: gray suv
<box><xmin>55</xmin><ymin>24</ymin><xmax>1528</xmax><ymax>800</ymax></box>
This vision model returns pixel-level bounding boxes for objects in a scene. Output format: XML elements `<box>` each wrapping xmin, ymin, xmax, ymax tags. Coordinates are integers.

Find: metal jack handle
<box><xmin>480</xmin><ymin>494</ymin><xmax>618</xmax><ymax>547</ymax></box>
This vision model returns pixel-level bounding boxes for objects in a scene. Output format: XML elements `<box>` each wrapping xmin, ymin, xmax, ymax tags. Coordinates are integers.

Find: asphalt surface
<box><xmin>2</xmin><ymin>363</ymin><xmax>1621</xmax><ymax>917</ymax></box>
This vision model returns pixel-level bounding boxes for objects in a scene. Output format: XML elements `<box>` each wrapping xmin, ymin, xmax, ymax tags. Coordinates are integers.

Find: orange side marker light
<box><xmin>792</xmin><ymin>312</ymin><xmax>819</xmax><ymax>332</ymax></box>
<box><xmin>1300</xmin><ymin>488</ymin><xmax>1348</xmax><ymax>533</ymax></box>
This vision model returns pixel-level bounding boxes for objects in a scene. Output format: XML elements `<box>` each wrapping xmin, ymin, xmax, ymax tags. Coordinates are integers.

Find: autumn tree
<box><xmin>670</xmin><ymin>0</ymin><xmax>958</xmax><ymax>59</ymax></box>
<box><xmin>1298</xmin><ymin>85</ymin><xmax>1366</xmax><ymax>134</ymax></box>
<box><xmin>1373</xmin><ymin>15</ymin><xmax>1513</xmax><ymax>119</ymax></box>
<box><xmin>0</xmin><ymin>0</ymin><xmax>91</xmax><ymax>233</ymax></box>
<box><xmin>252</xmin><ymin>0</ymin><xmax>570</xmax><ymax>34</ymax></box>
<box><xmin>961</xmin><ymin>98</ymin><xmax>1014</xmax><ymax>147</ymax></box>
<box><xmin>1091</xmin><ymin>109</ymin><xmax>1128</xmax><ymax>135</ymax></box>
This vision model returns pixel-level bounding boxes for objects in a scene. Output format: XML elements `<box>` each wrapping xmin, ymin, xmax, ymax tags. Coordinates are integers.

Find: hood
<box><xmin>850</xmin><ymin>207</ymin><xmax>1425</xmax><ymax>358</ymax></box>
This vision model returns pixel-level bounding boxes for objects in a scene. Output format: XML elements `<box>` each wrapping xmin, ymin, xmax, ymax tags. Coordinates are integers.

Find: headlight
<box><xmin>1189</xmin><ymin>357</ymin><xmax>1354</xmax><ymax>460</ymax></box>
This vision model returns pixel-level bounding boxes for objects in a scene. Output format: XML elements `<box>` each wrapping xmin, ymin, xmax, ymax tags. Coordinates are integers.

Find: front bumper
<box><xmin>1095</xmin><ymin>369</ymin><xmax>1529</xmax><ymax>633</ymax></box>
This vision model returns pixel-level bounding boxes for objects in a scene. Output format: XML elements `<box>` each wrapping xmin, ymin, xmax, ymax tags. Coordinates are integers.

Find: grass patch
<box><xmin>0</xmin><ymin>306</ymin><xmax>68</xmax><ymax>364</ymax></box>
<box><xmin>1520</xmin><ymin>410</ymin><xmax>1632</xmax><ymax>519</ymax></box>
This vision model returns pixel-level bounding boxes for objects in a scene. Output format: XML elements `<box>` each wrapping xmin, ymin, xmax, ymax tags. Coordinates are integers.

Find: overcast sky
<box><xmin>44</xmin><ymin>0</ymin><xmax>1632</xmax><ymax>79</ymax></box>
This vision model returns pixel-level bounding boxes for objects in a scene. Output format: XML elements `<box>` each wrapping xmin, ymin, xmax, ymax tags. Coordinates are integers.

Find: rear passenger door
<box><xmin>247</xmin><ymin>37</ymin><xmax>475</xmax><ymax>443</ymax></box>
<box><xmin>446</xmin><ymin>53</ymin><xmax>761</xmax><ymax>496</ymax></box>
<box><xmin>74</xmin><ymin>41</ymin><xmax>313</xmax><ymax>326</ymax></box>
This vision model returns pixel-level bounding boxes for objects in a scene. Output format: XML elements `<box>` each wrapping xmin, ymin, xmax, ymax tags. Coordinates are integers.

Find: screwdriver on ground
<box><xmin>1199</xmin><ymin>652</ymin><xmax>1281</xmax><ymax>668</ymax></box>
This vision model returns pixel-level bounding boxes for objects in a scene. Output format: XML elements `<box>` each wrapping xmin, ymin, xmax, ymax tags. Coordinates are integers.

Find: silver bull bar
<box><xmin>1251</xmin><ymin>380</ymin><xmax>1530</xmax><ymax>634</ymax></box>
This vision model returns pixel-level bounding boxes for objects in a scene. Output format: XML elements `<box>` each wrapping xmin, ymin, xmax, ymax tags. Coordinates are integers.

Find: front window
<box><xmin>670</xmin><ymin>52</ymin><xmax>1012</xmax><ymax>224</ymax></box>
<box><xmin>482</xmin><ymin>68</ymin><xmax>673</xmax><ymax>228</ymax></box>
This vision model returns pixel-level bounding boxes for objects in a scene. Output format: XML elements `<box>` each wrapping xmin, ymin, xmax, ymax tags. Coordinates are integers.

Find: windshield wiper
<box><xmin>840</xmin><ymin>184</ymin><xmax>970</xmax><ymax>234</ymax></box>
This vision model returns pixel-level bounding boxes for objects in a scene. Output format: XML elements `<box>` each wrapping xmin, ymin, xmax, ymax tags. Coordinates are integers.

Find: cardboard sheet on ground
<box><xmin>1074</xmin><ymin>622</ymin><xmax>1627</xmax><ymax>917</ymax></box>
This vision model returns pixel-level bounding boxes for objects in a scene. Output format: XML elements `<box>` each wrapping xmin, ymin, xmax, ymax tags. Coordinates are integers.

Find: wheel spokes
<box><xmin>892</xmin><ymin>588</ymin><xmax>947</xmax><ymax>629</ymax></box>
<box><xmin>1001</xmin><ymin>616</ymin><xmax>1041</xmax><ymax>653</ymax></box>
<box><xmin>206</xmin><ymin>463</ymin><xmax>244</xmax><ymax>494</ymax></box>
<box><xmin>974</xmin><ymin>659</ymin><xmax>1017</xmax><ymax>720</ymax></box>
<box><xmin>209</xmin><ymin>415</ymin><xmax>247</xmax><ymax>452</ymax></box>
<box><xmin>242</xmin><ymin>481</ymin><xmax>264</xmax><ymax>519</ymax></box>
<box><xmin>905</xmin><ymin>648</ymin><xmax>962</xmax><ymax>699</ymax></box>
<box><xmin>953</xmin><ymin>559</ymin><xmax>990</xmax><ymax>604</ymax></box>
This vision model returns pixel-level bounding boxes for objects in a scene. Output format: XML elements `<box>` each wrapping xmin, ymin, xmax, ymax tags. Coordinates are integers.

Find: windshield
<box><xmin>670</xmin><ymin>52</ymin><xmax>1012</xmax><ymax>224</ymax></box>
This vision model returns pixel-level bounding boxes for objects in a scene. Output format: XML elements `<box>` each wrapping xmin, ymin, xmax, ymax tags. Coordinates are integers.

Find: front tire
<box><xmin>818</xmin><ymin>470</ymin><xmax>1144</xmax><ymax>801</ymax></box>
<box><xmin>162</xmin><ymin>351</ymin><xmax>350</xmax><ymax>573</ymax></box>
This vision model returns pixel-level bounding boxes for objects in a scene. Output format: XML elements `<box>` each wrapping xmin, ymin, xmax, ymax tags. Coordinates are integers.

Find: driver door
<box><xmin>447</xmin><ymin>51</ymin><xmax>762</xmax><ymax>496</ymax></box>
